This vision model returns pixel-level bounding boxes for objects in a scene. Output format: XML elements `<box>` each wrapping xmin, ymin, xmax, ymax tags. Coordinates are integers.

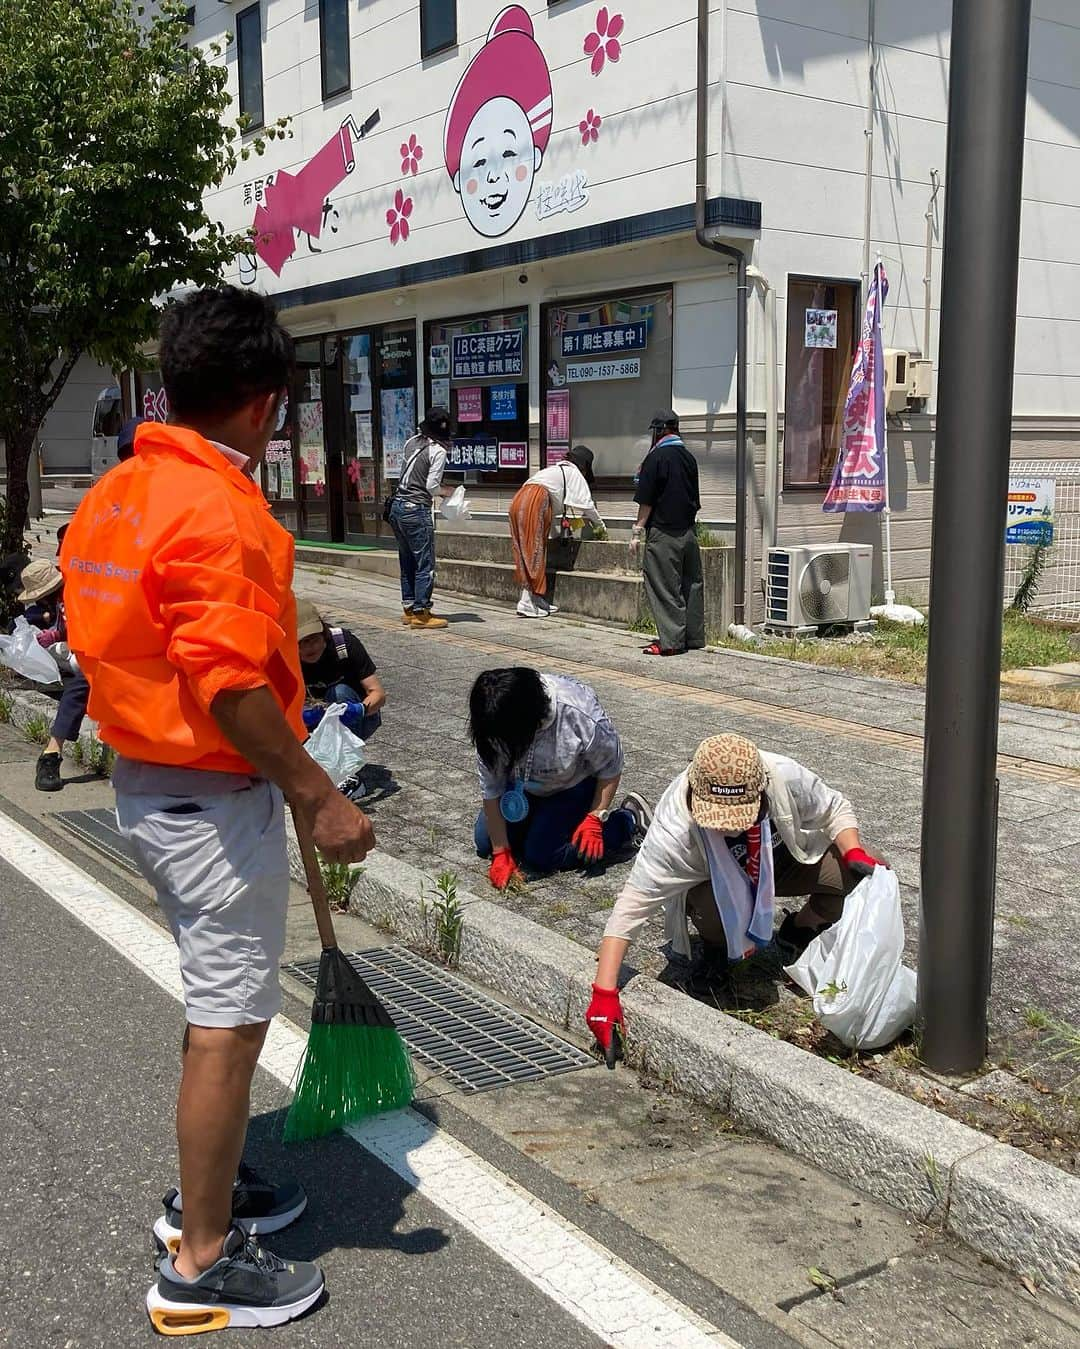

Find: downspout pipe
<box><xmin>696</xmin><ymin>0</ymin><xmax>748</xmax><ymax>626</ymax></box>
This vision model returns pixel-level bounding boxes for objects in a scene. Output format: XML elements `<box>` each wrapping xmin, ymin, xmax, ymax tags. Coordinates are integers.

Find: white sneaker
<box><xmin>541</xmin><ymin>599</ymin><xmax>559</xmax><ymax>615</ymax></box>
<box><xmin>517</xmin><ymin>599</ymin><xmax>548</xmax><ymax>618</ymax></box>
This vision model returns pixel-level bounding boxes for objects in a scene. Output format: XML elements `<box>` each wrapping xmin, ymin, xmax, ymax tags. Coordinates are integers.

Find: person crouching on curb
<box><xmin>469</xmin><ymin>666</ymin><xmax>650</xmax><ymax>887</ymax></box>
<box><xmin>584</xmin><ymin>733</ymin><xmax>886</xmax><ymax>1057</ymax></box>
<box><xmin>297</xmin><ymin>598</ymin><xmax>385</xmax><ymax>743</ymax></box>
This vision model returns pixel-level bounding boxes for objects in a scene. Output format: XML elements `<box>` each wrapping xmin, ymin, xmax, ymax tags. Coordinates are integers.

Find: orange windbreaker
<box><xmin>61</xmin><ymin>423</ymin><xmax>304</xmax><ymax>774</ymax></box>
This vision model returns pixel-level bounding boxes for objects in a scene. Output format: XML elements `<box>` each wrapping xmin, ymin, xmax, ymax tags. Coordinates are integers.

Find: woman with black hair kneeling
<box><xmin>469</xmin><ymin>667</ymin><xmax>651</xmax><ymax>889</ymax></box>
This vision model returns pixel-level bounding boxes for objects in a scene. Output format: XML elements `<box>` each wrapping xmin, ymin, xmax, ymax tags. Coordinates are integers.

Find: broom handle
<box><xmin>290</xmin><ymin>804</ymin><xmax>339</xmax><ymax>951</ymax></box>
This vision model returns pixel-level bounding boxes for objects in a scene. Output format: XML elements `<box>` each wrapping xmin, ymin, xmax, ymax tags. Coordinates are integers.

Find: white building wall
<box><xmin>38</xmin><ymin>355</ymin><xmax>115</xmax><ymax>474</ymax></box>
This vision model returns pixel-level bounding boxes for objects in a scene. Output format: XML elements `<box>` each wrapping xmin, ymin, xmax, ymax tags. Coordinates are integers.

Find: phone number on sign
<box><xmin>564</xmin><ymin>357</ymin><xmax>642</xmax><ymax>384</ymax></box>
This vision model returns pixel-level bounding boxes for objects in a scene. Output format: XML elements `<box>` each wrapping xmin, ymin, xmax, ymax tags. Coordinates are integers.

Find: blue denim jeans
<box><xmin>389</xmin><ymin>498</ymin><xmax>435</xmax><ymax>613</ymax></box>
<box><xmin>474</xmin><ymin>776</ymin><xmax>635</xmax><ymax>873</ymax></box>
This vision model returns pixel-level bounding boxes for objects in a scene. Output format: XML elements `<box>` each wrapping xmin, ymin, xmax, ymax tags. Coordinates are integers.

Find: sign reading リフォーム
<box><xmin>1006</xmin><ymin>478</ymin><xmax>1055</xmax><ymax>545</ymax></box>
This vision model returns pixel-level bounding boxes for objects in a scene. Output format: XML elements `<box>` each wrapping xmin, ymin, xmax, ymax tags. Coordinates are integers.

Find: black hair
<box><xmin>566</xmin><ymin>444</ymin><xmax>595</xmax><ymax>489</ymax></box>
<box><xmin>159</xmin><ymin>286</ymin><xmax>294</xmax><ymax>422</ymax></box>
<box><xmin>421</xmin><ymin>405</ymin><xmax>451</xmax><ymax>444</ymax></box>
<box><xmin>469</xmin><ymin>667</ymin><xmax>551</xmax><ymax>773</ymax></box>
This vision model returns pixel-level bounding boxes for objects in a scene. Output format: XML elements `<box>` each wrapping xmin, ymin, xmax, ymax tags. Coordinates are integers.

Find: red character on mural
<box><xmin>250</xmin><ymin>110</ymin><xmax>379</xmax><ymax>277</ymax></box>
<box><xmin>444</xmin><ymin>6</ymin><xmax>553</xmax><ymax>239</ymax></box>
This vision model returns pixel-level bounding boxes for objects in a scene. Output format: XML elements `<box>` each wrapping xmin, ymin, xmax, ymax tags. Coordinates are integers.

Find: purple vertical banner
<box><xmin>823</xmin><ymin>263</ymin><xmax>889</xmax><ymax>512</ymax></box>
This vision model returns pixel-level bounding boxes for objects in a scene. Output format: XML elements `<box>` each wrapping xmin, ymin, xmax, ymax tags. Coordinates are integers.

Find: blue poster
<box><xmin>448</xmin><ymin>438</ymin><xmax>499</xmax><ymax>472</ymax></box>
<box><xmin>452</xmin><ymin>330</ymin><xmax>523</xmax><ymax>380</ymax></box>
<box><xmin>561</xmin><ymin>321</ymin><xmax>648</xmax><ymax>358</ymax></box>
<box><xmin>490</xmin><ymin>384</ymin><xmax>517</xmax><ymax>421</ymax></box>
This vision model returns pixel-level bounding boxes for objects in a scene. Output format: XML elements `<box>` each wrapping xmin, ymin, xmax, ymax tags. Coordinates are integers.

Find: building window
<box><xmin>420</xmin><ymin>0</ymin><xmax>456</xmax><ymax>59</ymax></box>
<box><xmin>542</xmin><ymin>288</ymin><xmax>673</xmax><ymax>478</ymax></box>
<box><xmin>236</xmin><ymin>4</ymin><xmax>264</xmax><ymax>129</ymax></box>
<box><xmin>320</xmin><ymin>0</ymin><xmax>350</xmax><ymax>99</ymax></box>
<box><xmin>783</xmin><ymin>277</ymin><xmax>859</xmax><ymax>488</ymax></box>
<box><xmin>424</xmin><ymin>309</ymin><xmax>529</xmax><ymax>480</ymax></box>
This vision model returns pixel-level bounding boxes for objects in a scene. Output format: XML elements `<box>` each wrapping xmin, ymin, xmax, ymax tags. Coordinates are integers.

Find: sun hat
<box><xmin>688</xmin><ymin>734</ymin><xmax>766</xmax><ymax>833</ymax></box>
<box><xmin>18</xmin><ymin>560</ymin><xmax>64</xmax><ymax>605</ymax></box>
<box><xmin>296</xmin><ymin>598</ymin><xmax>324</xmax><ymax>642</ymax></box>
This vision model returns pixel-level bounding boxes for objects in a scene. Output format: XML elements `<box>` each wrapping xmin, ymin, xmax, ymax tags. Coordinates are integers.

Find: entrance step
<box><xmin>438</xmin><ymin>557</ymin><xmax>647</xmax><ymax>625</ymax></box>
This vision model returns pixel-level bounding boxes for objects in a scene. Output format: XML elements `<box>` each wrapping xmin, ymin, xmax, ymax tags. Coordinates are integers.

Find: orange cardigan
<box><xmin>61</xmin><ymin>422</ymin><xmax>303</xmax><ymax>774</ymax></box>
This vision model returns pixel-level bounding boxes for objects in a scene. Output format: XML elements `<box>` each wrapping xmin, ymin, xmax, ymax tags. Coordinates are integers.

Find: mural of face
<box><xmin>455</xmin><ymin>96</ymin><xmax>542</xmax><ymax>238</ymax></box>
<box><xmin>444</xmin><ymin>6</ymin><xmax>553</xmax><ymax>240</ymax></box>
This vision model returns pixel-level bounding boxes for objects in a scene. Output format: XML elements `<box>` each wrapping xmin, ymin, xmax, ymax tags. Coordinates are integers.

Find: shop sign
<box><xmin>452</xmin><ymin>330</ymin><xmax>523</xmax><ymax>379</ymax></box>
<box><xmin>546</xmin><ymin>445</ymin><xmax>569</xmax><ymax>465</ymax></box>
<box><xmin>535</xmin><ymin>170</ymin><xmax>589</xmax><ymax>221</ymax></box>
<box><xmin>449</xmin><ymin>438</ymin><xmax>499</xmax><ymax>471</ymax></box>
<box><xmin>490</xmin><ymin>384</ymin><xmax>518</xmax><ymax>420</ymax></box>
<box><xmin>564</xmin><ymin>357</ymin><xmax>641</xmax><ymax>384</ymax></box>
<box><xmin>1006</xmin><ymin>478</ymin><xmax>1055</xmax><ymax>545</ymax></box>
<box><xmin>498</xmin><ymin>441</ymin><xmax>528</xmax><ymax>469</ymax></box>
<box><xmin>560</xmin><ymin>321</ymin><xmax>647</xmax><ymax>358</ymax></box>
<box><xmin>457</xmin><ymin>386</ymin><xmax>484</xmax><ymax>422</ymax></box>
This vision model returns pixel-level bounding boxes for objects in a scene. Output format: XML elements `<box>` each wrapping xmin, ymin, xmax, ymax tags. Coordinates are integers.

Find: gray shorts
<box><xmin>116</xmin><ymin>780</ymin><xmax>289</xmax><ymax>1028</ymax></box>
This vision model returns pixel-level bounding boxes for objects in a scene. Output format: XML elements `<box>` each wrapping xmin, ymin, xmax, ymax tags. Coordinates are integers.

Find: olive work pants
<box><xmin>686</xmin><ymin>844</ymin><xmax>860</xmax><ymax>947</ymax></box>
<box><xmin>642</xmin><ymin>526</ymin><xmax>705</xmax><ymax>652</ymax></box>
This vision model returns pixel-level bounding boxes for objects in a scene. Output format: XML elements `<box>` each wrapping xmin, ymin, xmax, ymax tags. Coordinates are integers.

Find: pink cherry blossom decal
<box><xmin>584</xmin><ymin>7</ymin><xmax>623</xmax><ymax>76</ymax></box>
<box><xmin>400</xmin><ymin>134</ymin><xmax>424</xmax><ymax>177</ymax></box>
<box><xmin>386</xmin><ymin>188</ymin><xmax>413</xmax><ymax>245</ymax></box>
<box><xmin>347</xmin><ymin>458</ymin><xmax>361</xmax><ymax>484</ymax></box>
<box><xmin>579</xmin><ymin>109</ymin><xmax>602</xmax><ymax>145</ymax></box>
<box><xmin>314</xmin><ymin>480</ymin><xmax>325</xmax><ymax>497</ymax></box>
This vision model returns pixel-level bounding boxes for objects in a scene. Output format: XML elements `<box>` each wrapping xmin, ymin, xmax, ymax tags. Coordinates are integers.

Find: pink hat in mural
<box><xmin>443</xmin><ymin>5</ymin><xmax>553</xmax><ymax>239</ymax></box>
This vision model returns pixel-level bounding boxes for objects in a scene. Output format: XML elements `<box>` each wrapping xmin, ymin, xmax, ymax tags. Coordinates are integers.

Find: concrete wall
<box><xmin>37</xmin><ymin>355</ymin><xmax>115</xmax><ymax>474</ymax></box>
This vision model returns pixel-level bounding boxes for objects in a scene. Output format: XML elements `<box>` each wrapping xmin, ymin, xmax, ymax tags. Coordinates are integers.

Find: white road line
<box><xmin>0</xmin><ymin>811</ymin><xmax>742</xmax><ymax>1349</ymax></box>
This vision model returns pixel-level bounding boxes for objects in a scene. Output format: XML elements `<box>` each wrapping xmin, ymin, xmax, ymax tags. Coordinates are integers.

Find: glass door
<box><xmin>294</xmin><ymin>340</ymin><xmax>329</xmax><ymax>541</ymax></box>
<box><xmin>341</xmin><ymin>331</ymin><xmax>380</xmax><ymax>540</ymax></box>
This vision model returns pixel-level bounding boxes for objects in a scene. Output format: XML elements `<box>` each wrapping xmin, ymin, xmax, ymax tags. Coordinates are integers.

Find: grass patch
<box><xmin>0</xmin><ymin>689</ymin><xmax>12</xmax><ymax>724</ymax></box>
<box><xmin>22</xmin><ymin>713</ymin><xmax>50</xmax><ymax>745</ymax></box>
<box><xmin>84</xmin><ymin>737</ymin><xmax>115</xmax><ymax>777</ymax></box>
<box><xmin>420</xmin><ymin>871</ymin><xmax>463</xmax><ymax>967</ymax></box>
<box><xmin>319</xmin><ymin>858</ymin><xmax>360</xmax><ymax>912</ymax></box>
<box><xmin>713</xmin><ymin>610</ymin><xmax>1078</xmax><ymax>710</ymax></box>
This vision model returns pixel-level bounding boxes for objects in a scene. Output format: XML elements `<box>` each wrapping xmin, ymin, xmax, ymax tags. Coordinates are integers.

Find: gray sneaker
<box><xmin>618</xmin><ymin>792</ymin><xmax>653</xmax><ymax>846</ymax></box>
<box><xmin>147</xmin><ymin>1226</ymin><xmax>324</xmax><ymax>1334</ymax></box>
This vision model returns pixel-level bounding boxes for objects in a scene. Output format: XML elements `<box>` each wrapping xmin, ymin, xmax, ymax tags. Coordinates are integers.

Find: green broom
<box><xmin>284</xmin><ymin>808</ymin><xmax>414</xmax><ymax>1142</ymax></box>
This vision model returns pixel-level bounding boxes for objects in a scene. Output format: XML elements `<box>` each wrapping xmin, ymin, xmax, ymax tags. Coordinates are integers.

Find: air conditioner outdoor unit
<box><xmin>765</xmin><ymin>544</ymin><xmax>873</xmax><ymax>632</ymax></box>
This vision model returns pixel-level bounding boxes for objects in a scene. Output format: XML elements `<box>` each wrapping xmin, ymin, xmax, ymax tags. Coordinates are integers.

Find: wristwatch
<box><xmin>592</xmin><ymin>808</ymin><xmax>612</xmax><ymax>823</ymax></box>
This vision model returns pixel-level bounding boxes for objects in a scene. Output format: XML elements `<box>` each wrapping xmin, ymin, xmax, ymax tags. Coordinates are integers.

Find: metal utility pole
<box><xmin>919</xmin><ymin>0</ymin><xmax>1032</xmax><ymax>1073</ymax></box>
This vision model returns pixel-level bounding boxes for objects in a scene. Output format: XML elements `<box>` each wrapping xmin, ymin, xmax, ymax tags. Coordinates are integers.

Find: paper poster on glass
<box><xmin>546</xmin><ymin>389</ymin><xmax>570</xmax><ymax>443</ymax></box>
<box><xmin>490</xmin><ymin>384</ymin><xmax>517</xmax><ymax>421</ymax></box>
<box><xmin>354</xmin><ymin>413</ymin><xmax>374</xmax><ymax>459</ymax></box>
<box><xmin>560</xmin><ymin>321</ymin><xmax>648</xmax><ymax>358</ymax></box>
<box><xmin>498</xmin><ymin>441</ymin><xmax>528</xmax><ymax>469</ymax></box>
<box><xmin>565</xmin><ymin>357</ymin><xmax>640</xmax><ymax>384</ymax></box>
<box><xmin>449</xmin><ymin>438</ymin><xmax>499</xmax><ymax>471</ymax></box>
<box><xmin>429</xmin><ymin>344</ymin><xmax>451</xmax><ymax>377</ymax></box>
<box><xmin>298</xmin><ymin>401</ymin><xmax>325</xmax><ymax>487</ymax></box>
<box><xmin>451</xmin><ymin>329</ymin><xmax>523</xmax><ymax>380</ymax></box>
<box><xmin>380</xmin><ymin>388</ymin><xmax>416</xmax><ymax>477</ymax></box>
<box><xmin>804</xmin><ymin>309</ymin><xmax>838</xmax><ymax>349</ymax></box>
<box><xmin>431</xmin><ymin>377</ymin><xmax>450</xmax><ymax>409</ymax></box>
<box><xmin>546</xmin><ymin>445</ymin><xmax>569</xmax><ymax>466</ymax></box>
<box><xmin>457</xmin><ymin>387</ymin><xmax>483</xmax><ymax>422</ymax></box>
<box><xmin>278</xmin><ymin>454</ymin><xmax>294</xmax><ymax>497</ymax></box>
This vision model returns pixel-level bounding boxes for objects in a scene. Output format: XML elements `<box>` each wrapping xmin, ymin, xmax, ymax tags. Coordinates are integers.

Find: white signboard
<box><xmin>1006</xmin><ymin>477</ymin><xmax>1055</xmax><ymax>545</ymax></box>
<box><xmin>564</xmin><ymin>357</ymin><xmax>641</xmax><ymax>384</ymax></box>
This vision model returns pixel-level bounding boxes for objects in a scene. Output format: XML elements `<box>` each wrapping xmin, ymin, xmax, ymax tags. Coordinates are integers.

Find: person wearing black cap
<box><xmin>630</xmin><ymin>411</ymin><xmax>704</xmax><ymax>655</ymax></box>
<box><xmin>117</xmin><ymin>416</ymin><xmax>147</xmax><ymax>463</ymax></box>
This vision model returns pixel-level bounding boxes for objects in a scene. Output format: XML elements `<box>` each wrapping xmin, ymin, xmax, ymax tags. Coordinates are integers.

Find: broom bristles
<box><xmin>284</xmin><ymin>1021</ymin><xmax>415</xmax><ymax>1143</ymax></box>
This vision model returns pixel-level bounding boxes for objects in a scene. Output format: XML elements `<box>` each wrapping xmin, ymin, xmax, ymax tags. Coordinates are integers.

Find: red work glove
<box><xmin>585</xmin><ymin>984</ymin><xmax>624</xmax><ymax>1068</ymax></box>
<box><xmin>571</xmin><ymin>812</ymin><xmax>605</xmax><ymax>863</ymax></box>
<box><xmin>488</xmin><ymin>847</ymin><xmax>523</xmax><ymax>890</ymax></box>
<box><xmin>842</xmin><ymin>846</ymin><xmax>888</xmax><ymax>879</ymax></box>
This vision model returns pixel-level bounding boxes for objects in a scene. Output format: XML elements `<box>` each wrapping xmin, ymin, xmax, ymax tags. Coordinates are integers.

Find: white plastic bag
<box><xmin>0</xmin><ymin>616</ymin><xmax>62</xmax><ymax>684</ymax></box>
<box><xmin>303</xmin><ymin>702</ymin><xmax>367</xmax><ymax>786</ymax></box>
<box><xmin>441</xmin><ymin>484</ymin><xmax>472</xmax><ymax>522</ymax></box>
<box><xmin>784</xmin><ymin>866</ymin><xmax>917</xmax><ymax>1050</ymax></box>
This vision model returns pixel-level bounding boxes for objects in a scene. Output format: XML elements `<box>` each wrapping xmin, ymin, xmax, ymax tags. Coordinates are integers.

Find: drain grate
<box><xmin>53</xmin><ymin>808</ymin><xmax>142</xmax><ymax>878</ymax></box>
<box><xmin>282</xmin><ymin>945</ymin><xmax>595</xmax><ymax>1093</ymax></box>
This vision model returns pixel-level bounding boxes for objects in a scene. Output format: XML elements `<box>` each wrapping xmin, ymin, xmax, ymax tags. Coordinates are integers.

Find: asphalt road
<box><xmin>0</xmin><ymin>862</ymin><xmax>619</xmax><ymax>1349</ymax></box>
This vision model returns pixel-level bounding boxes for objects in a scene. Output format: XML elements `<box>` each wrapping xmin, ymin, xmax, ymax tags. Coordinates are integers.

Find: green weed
<box><xmin>319</xmin><ymin>858</ymin><xmax>359</xmax><ymax>912</ymax></box>
<box><xmin>1024</xmin><ymin>1007</ymin><xmax>1051</xmax><ymax>1030</ymax></box>
<box><xmin>0</xmin><ymin>689</ymin><xmax>12</xmax><ymax>724</ymax></box>
<box><xmin>421</xmin><ymin>871</ymin><xmax>463</xmax><ymax>967</ymax></box>
<box><xmin>22</xmin><ymin>713</ymin><xmax>49</xmax><ymax>745</ymax></box>
<box><xmin>85</xmin><ymin>737</ymin><xmax>115</xmax><ymax>777</ymax></box>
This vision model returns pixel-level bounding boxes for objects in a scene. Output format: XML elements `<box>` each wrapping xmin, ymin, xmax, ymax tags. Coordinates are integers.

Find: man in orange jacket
<box><xmin>62</xmin><ymin>287</ymin><xmax>373</xmax><ymax>1333</ymax></box>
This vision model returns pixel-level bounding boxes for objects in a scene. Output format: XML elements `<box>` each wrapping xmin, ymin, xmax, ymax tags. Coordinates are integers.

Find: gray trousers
<box><xmin>642</xmin><ymin>527</ymin><xmax>705</xmax><ymax>651</ymax></box>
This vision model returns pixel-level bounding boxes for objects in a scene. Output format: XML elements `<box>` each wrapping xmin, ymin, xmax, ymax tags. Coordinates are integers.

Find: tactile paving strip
<box><xmin>53</xmin><ymin>808</ymin><xmax>143</xmax><ymax>878</ymax></box>
<box><xmin>283</xmin><ymin>945</ymin><xmax>595</xmax><ymax>1093</ymax></box>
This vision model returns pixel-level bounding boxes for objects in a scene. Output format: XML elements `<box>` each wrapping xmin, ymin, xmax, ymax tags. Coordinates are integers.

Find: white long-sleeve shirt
<box><xmin>603</xmin><ymin>754</ymin><xmax>859</xmax><ymax>959</ymax></box>
<box><xmin>527</xmin><ymin>462</ymin><xmax>602</xmax><ymax>526</ymax></box>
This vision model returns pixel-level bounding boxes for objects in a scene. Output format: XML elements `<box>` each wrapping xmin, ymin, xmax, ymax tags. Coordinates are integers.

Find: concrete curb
<box><xmin>309</xmin><ymin>842</ymin><xmax>1080</xmax><ymax>1308</ymax></box>
<box><xmin>9</xmin><ymin>683</ymin><xmax>1076</xmax><ymax>1305</ymax></box>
